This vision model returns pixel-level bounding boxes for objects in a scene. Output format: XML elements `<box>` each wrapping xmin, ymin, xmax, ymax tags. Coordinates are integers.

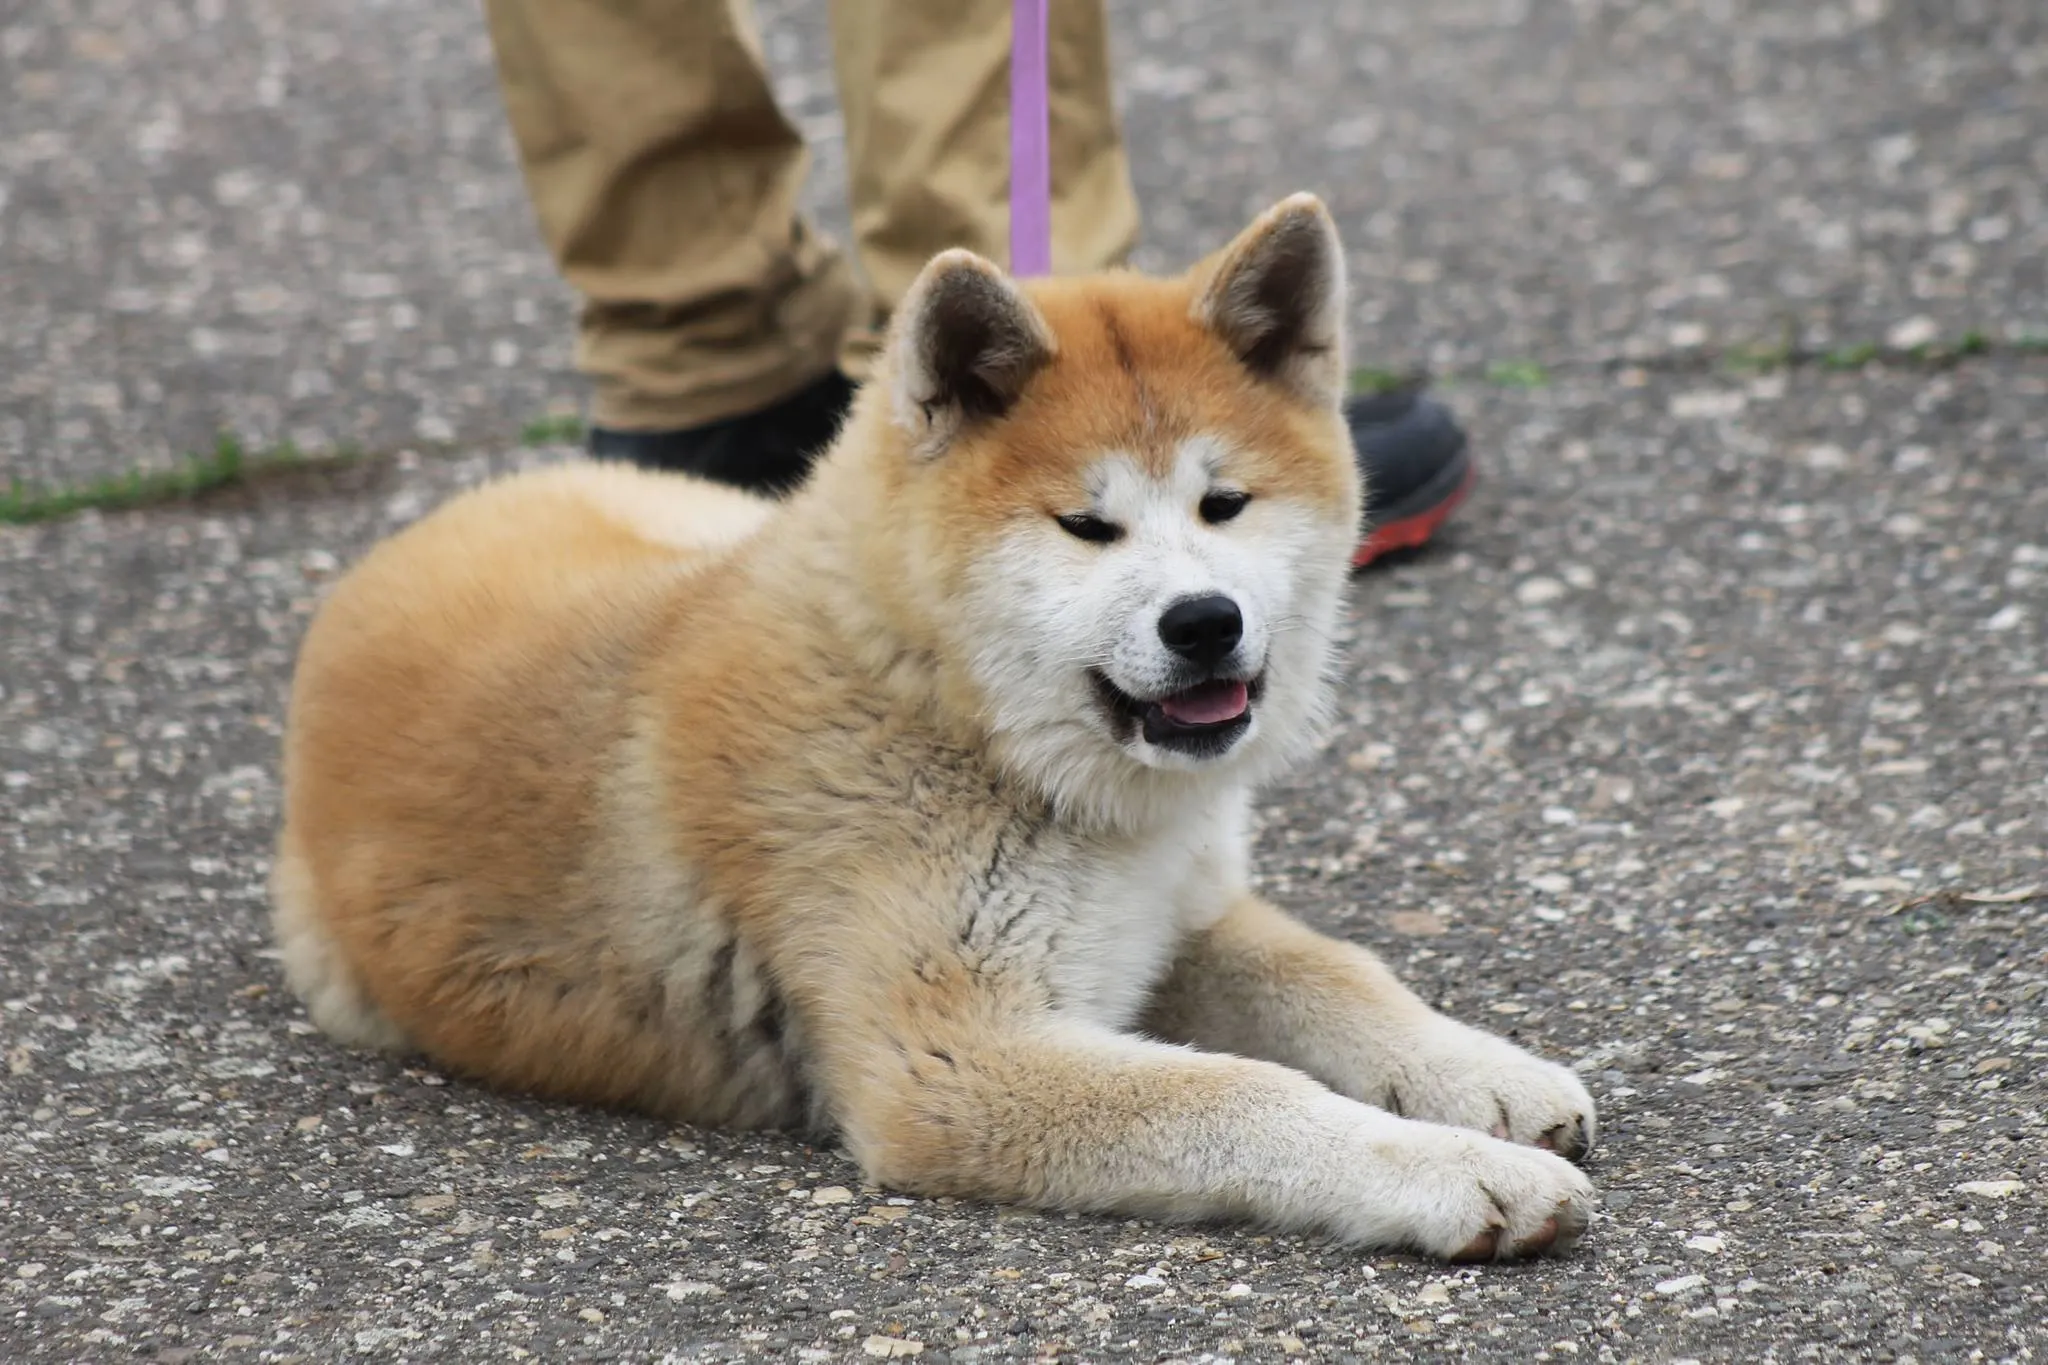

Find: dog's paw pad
<box><xmin>1514</xmin><ymin>1215</ymin><xmax>1561</xmax><ymax>1257</ymax></box>
<box><xmin>1451</xmin><ymin>1225</ymin><xmax>1504</xmax><ymax>1262</ymax></box>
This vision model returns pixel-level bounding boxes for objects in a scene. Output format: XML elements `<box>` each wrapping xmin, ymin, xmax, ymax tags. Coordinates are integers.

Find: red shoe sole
<box><xmin>1350</xmin><ymin>463</ymin><xmax>1478</xmax><ymax>569</ymax></box>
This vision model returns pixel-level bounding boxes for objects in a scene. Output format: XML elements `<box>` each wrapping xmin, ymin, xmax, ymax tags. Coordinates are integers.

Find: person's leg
<box><xmin>486</xmin><ymin>0</ymin><xmax>1476</xmax><ymax>536</ymax></box>
<box><xmin>825</xmin><ymin>0</ymin><xmax>1142</xmax><ymax>375</ymax></box>
<box><xmin>824</xmin><ymin>2</ymin><xmax>1469</xmax><ymax>563</ymax></box>
<box><xmin>484</xmin><ymin>0</ymin><xmax>860</xmax><ymax>488</ymax></box>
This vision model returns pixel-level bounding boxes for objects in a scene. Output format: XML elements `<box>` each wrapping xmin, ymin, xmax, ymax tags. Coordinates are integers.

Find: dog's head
<box><xmin>851</xmin><ymin>195</ymin><xmax>1362</xmax><ymax>822</ymax></box>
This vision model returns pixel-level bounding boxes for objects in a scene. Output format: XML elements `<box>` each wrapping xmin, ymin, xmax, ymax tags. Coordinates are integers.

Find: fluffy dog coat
<box><xmin>274</xmin><ymin>196</ymin><xmax>1597</xmax><ymax>1260</ymax></box>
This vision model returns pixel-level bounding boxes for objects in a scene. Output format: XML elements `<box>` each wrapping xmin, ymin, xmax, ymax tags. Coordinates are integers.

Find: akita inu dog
<box><xmin>274</xmin><ymin>195</ymin><xmax>1596</xmax><ymax>1261</ymax></box>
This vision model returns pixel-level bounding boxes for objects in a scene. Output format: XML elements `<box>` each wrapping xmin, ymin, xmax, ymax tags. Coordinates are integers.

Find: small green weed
<box><xmin>520</xmin><ymin>413</ymin><xmax>585</xmax><ymax>446</ymax></box>
<box><xmin>1720</xmin><ymin>341</ymin><xmax>1794</xmax><ymax>375</ymax></box>
<box><xmin>1</xmin><ymin>436</ymin><xmax>266</xmax><ymax>526</ymax></box>
<box><xmin>1897</xmin><ymin>905</ymin><xmax>1951</xmax><ymax>936</ymax></box>
<box><xmin>1483</xmin><ymin>359</ymin><xmax>1551</xmax><ymax>389</ymax></box>
<box><xmin>1905</xmin><ymin>331</ymin><xmax>1992</xmax><ymax>364</ymax></box>
<box><xmin>1348</xmin><ymin>367</ymin><xmax>1414</xmax><ymax>395</ymax></box>
<box><xmin>1819</xmin><ymin>342</ymin><xmax>1879</xmax><ymax>371</ymax></box>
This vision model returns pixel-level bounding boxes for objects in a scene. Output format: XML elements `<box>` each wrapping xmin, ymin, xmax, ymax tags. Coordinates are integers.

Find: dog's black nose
<box><xmin>1157</xmin><ymin>594</ymin><xmax>1243</xmax><ymax>666</ymax></box>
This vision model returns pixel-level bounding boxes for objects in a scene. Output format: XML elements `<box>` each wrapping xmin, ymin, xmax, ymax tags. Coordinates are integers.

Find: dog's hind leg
<box><xmin>270</xmin><ymin>841</ymin><xmax>410</xmax><ymax>1054</ymax></box>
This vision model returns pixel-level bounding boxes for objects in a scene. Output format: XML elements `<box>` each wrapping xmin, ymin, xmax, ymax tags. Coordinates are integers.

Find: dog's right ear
<box><xmin>1191</xmin><ymin>193</ymin><xmax>1348</xmax><ymax>408</ymax></box>
<box><xmin>888</xmin><ymin>250</ymin><xmax>1056</xmax><ymax>455</ymax></box>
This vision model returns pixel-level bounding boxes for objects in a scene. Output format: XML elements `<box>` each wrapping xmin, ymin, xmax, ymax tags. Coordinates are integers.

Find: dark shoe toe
<box><xmin>1346</xmin><ymin>389</ymin><xmax>1475</xmax><ymax>568</ymax></box>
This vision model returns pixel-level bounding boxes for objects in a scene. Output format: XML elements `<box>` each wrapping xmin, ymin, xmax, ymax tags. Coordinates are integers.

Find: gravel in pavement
<box><xmin>4</xmin><ymin>359</ymin><xmax>2042</xmax><ymax>1360</ymax></box>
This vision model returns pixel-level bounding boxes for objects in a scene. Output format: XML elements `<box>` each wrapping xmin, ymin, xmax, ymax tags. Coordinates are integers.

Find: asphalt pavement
<box><xmin>2</xmin><ymin>0</ymin><xmax>2043</xmax><ymax>1361</ymax></box>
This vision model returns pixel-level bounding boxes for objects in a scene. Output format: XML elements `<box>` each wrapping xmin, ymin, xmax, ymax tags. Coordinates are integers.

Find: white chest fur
<box><xmin>1017</xmin><ymin>793</ymin><xmax>1252</xmax><ymax>1030</ymax></box>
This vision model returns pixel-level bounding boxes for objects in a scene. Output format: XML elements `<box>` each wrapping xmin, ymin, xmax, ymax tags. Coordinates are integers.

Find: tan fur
<box><xmin>275</xmin><ymin>197</ymin><xmax>1598</xmax><ymax>1260</ymax></box>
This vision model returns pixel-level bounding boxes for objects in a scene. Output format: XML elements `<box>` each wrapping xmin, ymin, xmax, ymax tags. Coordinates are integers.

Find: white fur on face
<box><xmin>1088</xmin><ymin>437</ymin><xmax>1269</xmax><ymax>704</ymax></box>
<box><xmin>954</xmin><ymin>435</ymin><xmax>1354</xmax><ymax>825</ymax></box>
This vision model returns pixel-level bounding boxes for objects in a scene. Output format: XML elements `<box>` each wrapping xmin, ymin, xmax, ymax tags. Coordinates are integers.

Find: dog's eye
<box><xmin>1199</xmin><ymin>490</ymin><xmax>1251</xmax><ymax>525</ymax></box>
<box><xmin>1056</xmin><ymin>513</ymin><xmax>1123</xmax><ymax>544</ymax></box>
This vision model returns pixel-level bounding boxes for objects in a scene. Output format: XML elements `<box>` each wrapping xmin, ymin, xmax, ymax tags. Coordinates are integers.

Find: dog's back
<box><xmin>274</xmin><ymin>463</ymin><xmax>810</xmax><ymax>1123</ymax></box>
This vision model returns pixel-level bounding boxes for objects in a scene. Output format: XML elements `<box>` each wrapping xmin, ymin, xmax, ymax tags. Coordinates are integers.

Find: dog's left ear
<box><xmin>889</xmin><ymin>249</ymin><xmax>1056</xmax><ymax>454</ymax></box>
<box><xmin>1192</xmin><ymin>193</ymin><xmax>1348</xmax><ymax>407</ymax></box>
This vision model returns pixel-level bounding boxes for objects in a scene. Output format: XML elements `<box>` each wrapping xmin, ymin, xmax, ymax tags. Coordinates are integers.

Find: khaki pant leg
<box><xmin>485</xmin><ymin>0</ymin><xmax>862</xmax><ymax>429</ymax></box>
<box><xmin>826</xmin><ymin>0</ymin><xmax>1141</xmax><ymax>376</ymax></box>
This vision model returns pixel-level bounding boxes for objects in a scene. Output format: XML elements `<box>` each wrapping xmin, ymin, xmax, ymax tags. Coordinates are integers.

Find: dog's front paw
<box><xmin>1366</xmin><ymin>1125</ymin><xmax>1597</xmax><ymax>1262</ymax></box>
<box><xmin>1376</xmin><ymin>1018</ymin><xmax>1598</xmax><ymax>1161</ymax></box>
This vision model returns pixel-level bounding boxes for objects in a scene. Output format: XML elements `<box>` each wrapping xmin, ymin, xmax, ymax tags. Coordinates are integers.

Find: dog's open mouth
<box><xmin>1091</xmin><ymin>671</ymin><xmax>1263</xmax><ymax>756</ymax></box>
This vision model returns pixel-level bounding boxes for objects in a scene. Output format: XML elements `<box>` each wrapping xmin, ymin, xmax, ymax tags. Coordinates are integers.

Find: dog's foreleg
<box><xmin>1143</xmin><ymin>895</ymin><xmax>1598</xmax><ymax>1159</ymax></box>
<box><xmin>824</xmin><ymin>1017</ymin><xmax>1591</xmax><ymax>1261</ymax></box>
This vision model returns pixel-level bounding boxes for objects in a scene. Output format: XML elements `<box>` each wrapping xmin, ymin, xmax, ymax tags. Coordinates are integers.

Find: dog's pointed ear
<box><xmin>889</xmin><ymin>249</ymin><xmax>1056</xmax><ymax>454</ymax></box>
<box><xmin>1192</xmin><ymin>193</ymin><xmax>1347</xmax><ymax>406</ymax></box>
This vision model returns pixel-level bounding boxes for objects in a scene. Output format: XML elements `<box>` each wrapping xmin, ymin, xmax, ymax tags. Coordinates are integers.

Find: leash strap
<box><xmin>1008</xmin><ymin>0</ymin><xmax>1052</xmax><ymax>276</ymax></box>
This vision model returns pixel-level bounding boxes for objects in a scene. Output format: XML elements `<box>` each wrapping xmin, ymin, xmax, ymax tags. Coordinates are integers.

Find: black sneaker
<box><xmin>1347</xmin><ymin>387</ymin><xmax>1475</xmax><ymax>569</ymax></box>
<box><xmin>589</xmin><ymin>370</ymin><xmax>858</xmax><ymax>495</ymax></box>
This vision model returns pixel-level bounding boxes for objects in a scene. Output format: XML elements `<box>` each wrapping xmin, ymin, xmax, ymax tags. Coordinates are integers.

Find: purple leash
<box><xmin>1008</xmin><ymin>0</ymin><xmax>1053</xmax><ymax>276</ymax></box>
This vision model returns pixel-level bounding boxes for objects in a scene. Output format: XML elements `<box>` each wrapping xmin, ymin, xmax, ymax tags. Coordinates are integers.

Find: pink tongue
<box><xmin>1158</xmin><ymin>679</ymin><xmax>1250</xmax><ymax>726</ymax></box>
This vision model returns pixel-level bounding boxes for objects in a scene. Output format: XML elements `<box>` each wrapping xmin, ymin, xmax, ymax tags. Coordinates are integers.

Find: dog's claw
<box><xmin>1537</xmin><ymin>1115</ymin><xmax>1593</xmax><ymax>1162</ymax></box>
